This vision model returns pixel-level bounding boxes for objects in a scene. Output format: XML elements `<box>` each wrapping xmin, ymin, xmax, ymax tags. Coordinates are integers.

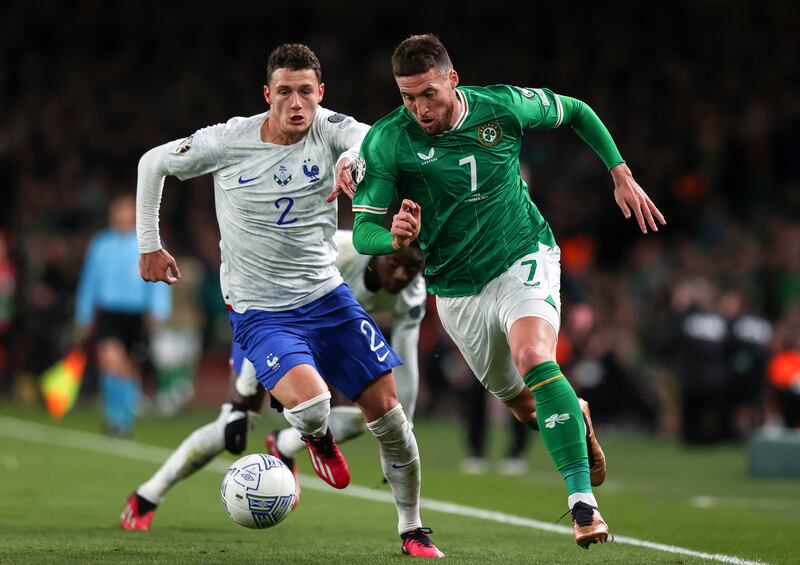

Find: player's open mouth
<box><xmin>421</xmin><ymin>118</ymin><xmax>434</xmax><ymax>125</ymax></box>
<box><xmin>289</xmin><ymin>115</ymin><xmax>305</xmax><ymax>124</ymax></box>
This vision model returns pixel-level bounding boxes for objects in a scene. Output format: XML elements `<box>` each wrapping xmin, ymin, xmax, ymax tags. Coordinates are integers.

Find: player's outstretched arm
<box><xmin>391</xmin><ymin>199</ymin><xmax>422</xmax><ymax>249</ymax></box>
<box><xmin>140</xmin><ymin>249</ymin><xmax>181</xmax><ymax>285</ymax></box>
<box><xmin>610</xmin><ymin>163</ymin><xmax>666</xmax><ymax>234</ymax></box>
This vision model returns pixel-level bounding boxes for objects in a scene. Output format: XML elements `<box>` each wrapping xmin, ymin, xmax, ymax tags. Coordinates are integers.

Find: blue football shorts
<box><xmin>229</xmin><ymin>284</ymin><xmax>402</xmax><ymax>401</ymax></box>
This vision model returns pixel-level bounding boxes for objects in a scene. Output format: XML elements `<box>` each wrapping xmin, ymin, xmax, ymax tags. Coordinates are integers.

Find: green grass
<box><xmin>1</xmin><ymin>401</ymin><xmax>796</xmax><ymax>564</ymax></box>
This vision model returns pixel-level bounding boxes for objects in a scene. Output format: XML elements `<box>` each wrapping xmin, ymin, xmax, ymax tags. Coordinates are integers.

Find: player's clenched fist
<box><xmin>140</xmin><ymin>249</ymin><xmax>181</xmax><ymax>285</ymax></box>
<box><xmin>391</xmin><ymin>199</ymin><xmax>421</xmax><ymax>250</ymax></box>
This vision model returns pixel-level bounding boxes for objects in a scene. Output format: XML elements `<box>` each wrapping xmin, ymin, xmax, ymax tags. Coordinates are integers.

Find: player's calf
<box><xmin>283</xmin><ymin>391</ymin><xmax>350</xmax><ymax>488</ymax></box>
<box><xmin>578</xmin><ymin>399</ymin><xmax>606</xmax><ymax>486</ymax></box>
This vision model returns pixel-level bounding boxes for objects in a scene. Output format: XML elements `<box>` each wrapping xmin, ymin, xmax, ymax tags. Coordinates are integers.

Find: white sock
<box><xmin>568</xmin><ymin>492</ymin><xmax>598</xmax><ymax>509</ymax></box>
<box><xmin>283</xmin><ymin>391</ymin><xmax>331</xmax><ymax>437</ymax></box>
<box><xmin>137</xmin><ymin>405</ymin><xmax>229</xmax><ymax>504</ymax></box>
<box><xmin>366</xmin><ymin>404</ymin><xmax>421</xmax><ymax>534</ymax></box>
<box><xmin>277</xmin><ymin>406</ymin><xmax>366</xmax><ymax>457</ymax></box>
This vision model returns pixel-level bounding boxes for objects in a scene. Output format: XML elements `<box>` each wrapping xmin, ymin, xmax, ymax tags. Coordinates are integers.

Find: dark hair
<box><xmin>266</xmin><ymin>43</ymin><xmax>322</xmax><ymax>84</ymax></box>
<box><xmin>395</xmin><ymin>241</ymin><xmax>424</xmax><ymax>264</ymax></box>
<box><xmin>391</xmin><ymin>34</ymin><xmax>452</xmax><ymax>77</ymax></box>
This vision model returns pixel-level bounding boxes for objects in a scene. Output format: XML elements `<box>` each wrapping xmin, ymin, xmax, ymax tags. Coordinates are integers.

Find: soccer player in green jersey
<box><xmin>352</xmin><ymin>34</ymin><xmax>665</xmax><ymax>549</ymax></box>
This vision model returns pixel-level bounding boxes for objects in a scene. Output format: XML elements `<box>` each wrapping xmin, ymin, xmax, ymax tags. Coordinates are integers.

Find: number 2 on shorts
<box><xmin>360</xmin><ymin>320</ymin><xmax>389</xmax><ymax>362</ymax></box>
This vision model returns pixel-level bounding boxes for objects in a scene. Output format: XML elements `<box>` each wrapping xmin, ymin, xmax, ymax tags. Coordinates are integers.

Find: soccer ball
<box><xmin>220</xmin><ymin>453</ymin><xmax>297</xmax><ymax>529</ymax></box>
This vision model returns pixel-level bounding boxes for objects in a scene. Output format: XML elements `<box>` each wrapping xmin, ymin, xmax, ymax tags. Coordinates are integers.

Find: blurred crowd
<box><xmin>1</xmin><ymin>1</ymin><xmax>799</xmax><ymax>443</ymax></box>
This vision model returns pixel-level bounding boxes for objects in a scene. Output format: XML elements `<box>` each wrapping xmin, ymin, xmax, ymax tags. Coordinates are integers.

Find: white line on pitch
<box><xmin>0</xmin><ymin>415</ymin><xmax>768</xmax><ymax>565</ymax></box>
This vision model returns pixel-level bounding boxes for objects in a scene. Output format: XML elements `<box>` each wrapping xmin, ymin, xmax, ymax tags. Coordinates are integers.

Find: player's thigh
<box><xmin>435</xmin><ymin>293</ymin><xmax>525</xmax><ymax>403</ymax></box>
<box><xmin>270</xmin><ymin>364</ymin><xmax>329</xmax><ymax>409</ymax></box>
<box><xmin>354</xmin><ymin>371</ymin><xmax>399</xmax><ymax>422</ymax></box>
<box><xmin>508</xmin><ymin>316</ymin><xmax>558</xmax><ymax>371</ymax></box>
<box><xmin>496</xmin><ymin>244</ymin><xmax>562</xmax><ymax>368</ymax></box>
<box><xmin>96</xmin><ymin>337</ymin><xmax>130</xmax><ymax>372</ymax></box>
<box><xmin>314</xmin><ymin>312</ymin><xmax>402</xmax><ymax>402</ymax></box>
<box><xmin>95</xmin><ymin>310</ymin><xmax>140</xmax><ymax>373</ymax></box>
<box><xmin>230</xmin><ymin>313</ymin><xmax>324</xmax><ymax>408</ymax></box>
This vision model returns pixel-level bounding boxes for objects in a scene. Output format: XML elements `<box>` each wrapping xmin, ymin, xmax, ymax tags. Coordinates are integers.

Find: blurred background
<box><xmin>1</xmin><ymin>0</ymin><xmax>799</xmax><ymax>453</ymax></box>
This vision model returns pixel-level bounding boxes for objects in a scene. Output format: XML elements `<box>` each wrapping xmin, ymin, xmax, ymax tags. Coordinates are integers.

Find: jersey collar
<box><xmin>450</xmin><ymin>89</ymin><xmax>469</xmax><ymax>131</ymax></box>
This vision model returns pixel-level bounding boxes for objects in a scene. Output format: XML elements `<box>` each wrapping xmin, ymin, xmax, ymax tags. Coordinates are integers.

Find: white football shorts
<box><xmin>435</xmin><ymin>243</ymin><xmax>562</xmax><ymax>402</ymax></box>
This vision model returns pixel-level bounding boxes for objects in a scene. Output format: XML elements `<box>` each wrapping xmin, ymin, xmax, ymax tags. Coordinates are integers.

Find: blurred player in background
<box><xmin>352</xmin><ymin>33</ymin><xmax>664</xmax><ymax>548</ymax></box>
<box><xmin>122</xmin><ymin>231</ymin><xmax>425</xmax><ymax>530</ymax></box>
<box><xmin>132</xmin><ymin>42</ymin><xmax>442</xmax><ymax>557</ymax></box>
<box><xmin>75</xmin><ymin>194</ymin><xmax>171</xmax><ymax>436</ymax></box>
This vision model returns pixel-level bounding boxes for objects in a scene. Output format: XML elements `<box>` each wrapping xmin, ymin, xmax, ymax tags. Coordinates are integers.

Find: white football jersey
<box><xmin>334</xmin><ymin>230</ymin><xmax>426</xmax><ymax>322</ymax></box>
<box><xmin>137</xmin><ymin>107</ymin><xmax>369</xmax><ymax>311</ymax></box>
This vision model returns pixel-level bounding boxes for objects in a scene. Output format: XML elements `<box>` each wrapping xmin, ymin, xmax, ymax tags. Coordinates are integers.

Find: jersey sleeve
<box><xmin>351</xmin><ymin>126</ymin><xmax>399</xmax><ymax>255</ymax></box>
<box><xmin>136</xmin><ymin>123</ymin><xmax>225</xmax><ymax>253</ymax></box>
<box><xmin>317</xmin><ymin>108</ymin><xmax>370</xmax><ymax>157</ymax></box>
<box><xmin>352</xmin><ymin>126</ymin><xmax>397</xmax><ymax>216</ymax></box>
<box><xmin>496</xmin><ymin>85</ymin><xmax>625</xmax><ymax>171</ymax></box>
<box><xmin>492</xmin><ymin>85</ymin><xmax>565</xmax><ymax>133</ymax></box>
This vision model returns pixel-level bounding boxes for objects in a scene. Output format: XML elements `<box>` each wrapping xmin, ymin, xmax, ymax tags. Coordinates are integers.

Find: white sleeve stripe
<box><xmin>352</xmin><ymin>205</ymin><xmax>389</xmax><ymax>214</ymax></box>
<box><xmin>554</xmin><ymin>94</ymin><xmax>564</xmax><ymax>128</ymax></box>
<box><xmin>532</xmin><ymin>88</ymin><xmax>550</xmax><ymax>106</ymax></box>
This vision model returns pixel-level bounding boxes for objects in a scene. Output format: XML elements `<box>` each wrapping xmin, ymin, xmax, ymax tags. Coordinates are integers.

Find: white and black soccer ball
<box><xmin>220</xmin><ymin>453</ymin><xmax>296</xmax><ymax>529</ymax></box>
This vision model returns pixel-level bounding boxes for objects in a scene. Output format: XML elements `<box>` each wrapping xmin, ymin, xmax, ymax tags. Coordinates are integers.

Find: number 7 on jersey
<box><xmin>459</xmin><ymin>155</ymin><xmax>477</xmax><ymax>192</ymax></box>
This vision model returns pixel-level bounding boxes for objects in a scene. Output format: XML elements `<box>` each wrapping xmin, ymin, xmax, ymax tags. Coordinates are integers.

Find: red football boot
<box><xmin>401</xmin><ymin>527</ymin><xmax>445</xmax><ymax>558</ymax></box>
<box><xmin>120</xmin><ymin>492</ymin><xmax>156</xmax><ymax>531</ymax></box>
<box><xmin>301</xmin><ymin>428</ymin><xmax>350</xmax><ymax>489</ymax></box>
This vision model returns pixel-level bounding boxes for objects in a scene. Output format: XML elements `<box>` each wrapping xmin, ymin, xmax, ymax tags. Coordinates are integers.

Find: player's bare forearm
<box><xmin>611</xmin><ymin>163</ymin><xmax>666</xmax><ymax>234</ymax></box>
<box><xmin>139</xmin><ymin>249</ymin><xmax>181</xmax><ymax>285</ymax></box>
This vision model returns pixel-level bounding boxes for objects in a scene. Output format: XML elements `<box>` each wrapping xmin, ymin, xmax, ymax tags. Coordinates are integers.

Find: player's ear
<box><xmin>318</xmin><ymin>82</ymin><xmax>325</xmax><ymax>102</ymax></box>
<box><xmin>263</xmin><ymin>85</ymin><xmax>272</xmax><ymax>105</ymax></box>
<box><xmin>449</xmin><ymin>70</ymin><xmax>459</xmax><ymax>89</ymax></box>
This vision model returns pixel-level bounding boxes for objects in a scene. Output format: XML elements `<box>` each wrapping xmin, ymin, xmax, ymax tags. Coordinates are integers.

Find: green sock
<box><xmin>561</xmin><ymin>461</ymin><xmax>592</xmax><ymax>495</ymax></box>
<box><xmin>523</xmin><ymin>361</ymin><xmax>591</xmax><ymax>494</ymax></box>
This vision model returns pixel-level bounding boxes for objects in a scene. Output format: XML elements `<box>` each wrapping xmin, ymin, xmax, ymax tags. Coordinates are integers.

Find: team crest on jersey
<box><xmin>303</xmin><ymin>159</ymin><xmax>320</xmax><ymax>182</ymax></box>
<box><xmin>175</xmin><ymin>136</ymin><xmax>193</xmax><ymax>153</ymax></box>
<box><xmin>517</xmin><ymin>87</ymin><xmax>535</xmax><ymax>99</ymax></box>
<box><xmin>273</xmin><ymin>165</ymin><xmax>292</xmax><ymax>186</ymax></box>
<box><xmin>477</xmin><ymin>122</ymin><xmax>502</xmax><ymax>147</ymax></box>
<box><xmin>355</xmin><ymin>156</ymin><xmax>366</xmax><ymax>184</ymax></box>
<box><xmin>327</xmin><ymin>113</ymin><xmax>347</xmax><ymax>123</ymax></box>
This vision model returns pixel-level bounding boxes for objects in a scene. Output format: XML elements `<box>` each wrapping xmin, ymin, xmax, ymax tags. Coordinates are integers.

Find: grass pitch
<box><xmin>1</xmin><ymin>402</ymin><xmax>796</xmax><ymax>564</ymax></box>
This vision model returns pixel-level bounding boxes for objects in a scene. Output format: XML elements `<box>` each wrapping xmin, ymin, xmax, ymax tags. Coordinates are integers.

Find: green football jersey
<box><xmin>354</xmin><ymin>85</ymin><xmax>563</xmax><ymax>297</ymax></box>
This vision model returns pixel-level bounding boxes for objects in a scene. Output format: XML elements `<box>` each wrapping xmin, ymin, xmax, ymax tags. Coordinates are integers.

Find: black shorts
<box><xmin>95</xmin><ymin>310</ymin><xmax>148</xmax><ymax>357</ymax></box>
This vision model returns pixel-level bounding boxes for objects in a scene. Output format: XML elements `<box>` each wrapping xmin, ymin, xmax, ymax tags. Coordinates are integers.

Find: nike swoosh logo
<box><xmin>391</xmin><ymin>459</ymin><xmax>418</xmax><ymax>469</ymax></box>
<box><xmin>238</xmin><ymin>175</ymin><xmax>262</xmax><ymax>185</ymax></box>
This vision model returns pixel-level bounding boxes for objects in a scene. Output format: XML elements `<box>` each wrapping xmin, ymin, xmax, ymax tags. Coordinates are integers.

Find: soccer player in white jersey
<box><xmin>132</xmin><ymin>44</ymin><xmax>443</xmax><ymax>557</ymax></box>
<box><xmin>121</xmin><ymin>231</ymin><xmax>426</xmax><ymax>528</ymax></box>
